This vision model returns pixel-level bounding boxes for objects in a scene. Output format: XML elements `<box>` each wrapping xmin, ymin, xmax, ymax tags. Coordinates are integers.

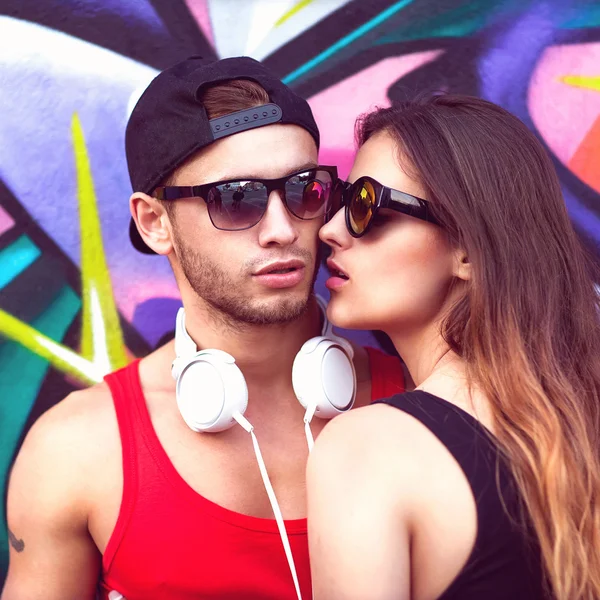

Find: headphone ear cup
<box><xmin>176</xmin><ymin>349</ymin><xmax>248</xmax><ymax>432</ymax></box>
<box><xmin>292</xmin><ymin>336</ymin><xmax>356</xmax><ymax>420</ymax></box>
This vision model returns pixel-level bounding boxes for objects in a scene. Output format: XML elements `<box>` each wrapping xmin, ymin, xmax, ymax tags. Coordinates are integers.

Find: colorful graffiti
<box><xmin>0</xmin><ymin>0</ymin><xmax>599</xmax><ymax>584</ymax></box>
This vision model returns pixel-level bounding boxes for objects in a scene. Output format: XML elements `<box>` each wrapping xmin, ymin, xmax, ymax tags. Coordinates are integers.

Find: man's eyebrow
<box><xmin>291</xmin><ymin>161</ymin><xmax>319</xmax><ymax>173</ymax></box>
<box><xmin>208</xmin><ymin>163</ymin><xmax>319</xmax><ymax>182</ymax></box>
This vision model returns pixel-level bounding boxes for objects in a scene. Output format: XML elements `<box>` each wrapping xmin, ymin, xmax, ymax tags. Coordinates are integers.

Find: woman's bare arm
<box><xmin>307</xmin><ymin>406</ymin><xmax>416</xmax><ymax>600</ymax></box>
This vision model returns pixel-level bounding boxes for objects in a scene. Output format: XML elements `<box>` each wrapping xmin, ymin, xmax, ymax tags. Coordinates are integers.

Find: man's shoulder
<box><xmin>19</xmin><ymin>380</ymin><xmax>120</xmax><ymax>477</ymax></box>
<box><xmin>7</xmin><ymin>380</ymin><xmax>122</xmax><ymax>531</ymax></box>
<box><xmin>42</xmin><ymin>380</ymin><xmax>116</xmax><ymax>432</ymax></box>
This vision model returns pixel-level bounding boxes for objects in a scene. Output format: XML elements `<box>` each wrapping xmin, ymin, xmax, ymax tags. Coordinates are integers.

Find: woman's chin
<box><xmin>327</xmin><ymin>299</ymin><xmax>375</xmax><ymax>331</ymax></box>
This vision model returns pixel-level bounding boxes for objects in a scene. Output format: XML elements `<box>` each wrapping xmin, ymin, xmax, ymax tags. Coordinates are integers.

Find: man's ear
<box><xmin>130</xmin><ymin>192</ymin><xmax>174</xmax><ymax>255</ymax></box>
<box><xmin>453</xmin><ymin>247</ymin><xmax>471</xmax><ymax>282</ymax></box>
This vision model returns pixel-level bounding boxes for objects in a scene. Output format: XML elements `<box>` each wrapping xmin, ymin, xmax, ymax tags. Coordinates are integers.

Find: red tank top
<box><xmin>99</xmin><ymin>347</ymin><xmax>404</xmax><ymax>600</ymax></box>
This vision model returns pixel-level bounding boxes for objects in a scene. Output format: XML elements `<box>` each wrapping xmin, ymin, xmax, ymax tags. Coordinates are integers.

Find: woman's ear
<box><xmin>453</xmin><ymin>247</ymin><xmax>471</xmax><ymax>282</ymax></box>
<box><xmin>130</xmin><ymin>192</ymin><xmax>174</xmax><ymax>255</ymax></box>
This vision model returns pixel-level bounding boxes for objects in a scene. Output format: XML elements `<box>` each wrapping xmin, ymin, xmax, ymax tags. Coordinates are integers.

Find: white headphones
<box><xmin>171</xmin><ymin>295</ymin><xmax>356</xmax><ymax>433</ymax></box>
<box><xmin>170</xmin><ymin>295</ymin><xmax>355</xmax><ymax>600</ymax></box>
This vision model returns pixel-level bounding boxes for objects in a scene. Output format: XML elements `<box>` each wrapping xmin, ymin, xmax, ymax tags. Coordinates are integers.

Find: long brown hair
<box><xmin>357</xmin><ymin>95</ymin><xmax>600</xmax><ymax>599</ymax></box>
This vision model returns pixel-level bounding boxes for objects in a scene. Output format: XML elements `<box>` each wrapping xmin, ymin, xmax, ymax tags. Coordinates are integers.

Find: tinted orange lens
<box><xmin>285</xmin><ymin>169</ymin><xmax>332</xmax><ymax>220</ymax></box>
<box><xmin>349</xmin><ymin>180</ymin><xmax>375</xmax><ymax>234</ymax></box>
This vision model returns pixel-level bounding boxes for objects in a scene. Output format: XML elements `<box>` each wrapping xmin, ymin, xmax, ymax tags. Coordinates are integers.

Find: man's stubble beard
<box><xmin>174</xmin><ymin>232</ymin><xmax>323</xmax><ymax>329</ymax></box>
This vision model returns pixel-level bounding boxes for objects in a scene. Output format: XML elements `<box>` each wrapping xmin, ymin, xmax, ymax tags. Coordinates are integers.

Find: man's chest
<box><xmin>89</xmin><ymin>404</ymin><xmax>314</xmax><ymax>555</ymax></box>
<box><xmin>159</xmin><ymin>425</ymin><xmax>312</xmax><ymax>518</ymax></box>
<box><xmin>91</xmin><ymin>402</ymin><xmax>315</xmax><ymax>600</ymax></box>
<box><xmin>98</xmin><ymin>512</ymin><xmax>312</xmax><ymax>600</ymax></box>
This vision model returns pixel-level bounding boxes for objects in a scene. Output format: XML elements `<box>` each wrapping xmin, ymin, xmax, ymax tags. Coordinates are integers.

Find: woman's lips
<box><xmin>326</xmin><ymin>258</ymin><xmax>350</xmax><ymax>290</ymax></box>
<box><xmin>325</xmin><ymin>274</ymin><xmax>349</xmax><ymax>290</ymax></box>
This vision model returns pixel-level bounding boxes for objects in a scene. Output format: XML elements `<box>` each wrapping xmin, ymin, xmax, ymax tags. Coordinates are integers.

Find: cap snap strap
<box><xmin>210</xmin><ymin>103</ymin><xmax>283</xmax><ymax>139</ymax></box>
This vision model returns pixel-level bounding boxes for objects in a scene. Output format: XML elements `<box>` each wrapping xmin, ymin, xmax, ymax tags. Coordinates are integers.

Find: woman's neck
<box><xmin>390</xmin><ymin>325</ymin><xmax>494</xmax><ymax>430</ymax></box>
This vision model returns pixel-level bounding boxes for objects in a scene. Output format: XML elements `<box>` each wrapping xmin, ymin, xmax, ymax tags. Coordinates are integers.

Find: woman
<box><xmin>308</xmin><ymin>95</ymin><xmax>600</xmax><ymax>600</ymax></box>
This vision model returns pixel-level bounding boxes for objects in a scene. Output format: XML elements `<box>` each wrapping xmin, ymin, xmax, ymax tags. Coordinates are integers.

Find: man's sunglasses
<box><xmin>334</xmin><ymin>175</ymin><xmax>440</xmax><ymax>238</ymax></box>
<box><xmin>153</xmin><ymin>166</ymin><xmax>338</xmax><ymax>231</ymax></box>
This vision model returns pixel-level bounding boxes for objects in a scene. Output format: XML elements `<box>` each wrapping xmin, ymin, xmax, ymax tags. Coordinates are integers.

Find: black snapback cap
<box><xmin>126</xmin><ymin>55</ymin><xmax>320</xmax><ymax>254</ymax></box>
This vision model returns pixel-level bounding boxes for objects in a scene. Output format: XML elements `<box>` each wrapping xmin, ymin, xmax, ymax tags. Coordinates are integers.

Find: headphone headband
<box><xmin>175</xmin><ymin>307</ymin><xmax>198</xmax><ymax>357</ymax></box>
<box><xmin>315</xmin><ymin>295</ymin><xmax>354</xmax><ymax>359</ymax></box>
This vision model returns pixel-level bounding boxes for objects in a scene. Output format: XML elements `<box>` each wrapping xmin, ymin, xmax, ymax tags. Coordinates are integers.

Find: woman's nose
<box><xmin>319</xmin><ymin>207</ymin><xmax>348</xmax><ymax>250</ymax></box>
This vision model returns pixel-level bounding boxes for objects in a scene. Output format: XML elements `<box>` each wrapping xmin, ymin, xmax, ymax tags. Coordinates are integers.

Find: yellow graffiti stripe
<box><xmin>72</xmin><ymin>114</ymin><xmax>128</xmax><ymax>372</ymax></box>
<box><xmin>0</xmin><ymin>308</ymin><xmax>102</xmax><ymax>385</ymax></box>
<box><xmin>275</xmin><ymin>0</ymin><xmax>314</xmax><ymax>27</ymax></box>
<box><xmin>0</xmin><ymin>116</ymin><xmax>130</xmax><ymax>387</ymax></box>
<box><xmin>560</xmin><ymin>75</ymin><xmax>600</xmax><ymax>92</ymax></box>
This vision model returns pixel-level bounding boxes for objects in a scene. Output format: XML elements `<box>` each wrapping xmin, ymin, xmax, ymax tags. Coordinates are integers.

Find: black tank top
<box><xmin>376</xmin><ymin>391</ymin><xmax>551</xmax><ymax>599</ymax></box>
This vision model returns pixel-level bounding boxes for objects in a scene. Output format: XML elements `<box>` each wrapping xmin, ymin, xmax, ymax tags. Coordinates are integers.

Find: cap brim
<box><xmin>129</xmin><ymin>218</ymin><xmax>157</xmax><ymax>255</ymax></box>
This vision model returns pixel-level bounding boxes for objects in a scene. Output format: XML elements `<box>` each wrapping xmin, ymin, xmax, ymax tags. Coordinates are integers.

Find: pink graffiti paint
<box><xmin>569</xmin><ymin>114</ymin><xmax>600</xmax><ymax>193</ymax></box>
<box><xmin>183</xmin><ymin>0</ymin><xmax>215</xmax><ymax>47</ymax></box>
<box><xmin>308</xmin><ymin>51</ymin><xmax>444</xmax><ymax>179</ymax></box>
<box><xmin>0</xmin><ymin>204</ymin><xmax>15</xmax><ymax>236</ymax></box>
<box><xmin>317</xmin><ymin>147</ymin><xmax>355</xmax><ymax>187</ymax></box>
<box><xmin>113</xmin><ymin>277</ymin><xmax>181</xmax><ymax>322</ymax></box>
<box><xmin>529</xmin><ymin>42</ymin><xmax>600</xmax><ymax>166</ymax></box>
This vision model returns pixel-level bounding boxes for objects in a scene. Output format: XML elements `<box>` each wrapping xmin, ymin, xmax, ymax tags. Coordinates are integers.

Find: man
<box><xmin>2</xmin><ymin>56</ymin><xmax>404</xmax><ymax>600</ymax></box>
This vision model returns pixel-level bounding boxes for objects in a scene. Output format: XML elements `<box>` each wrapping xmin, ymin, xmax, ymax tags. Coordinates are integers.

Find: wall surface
<box><xmin>0</xmin><ymin>0</ymin><xmax>599</xmax><ymax>583</ymax></box>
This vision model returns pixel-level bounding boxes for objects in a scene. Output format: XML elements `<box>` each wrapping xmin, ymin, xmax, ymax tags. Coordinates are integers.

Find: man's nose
<box><xmin>256</xmin><ymin>191</ymin><xmax>299</xmax><ymax>247</ymax></box>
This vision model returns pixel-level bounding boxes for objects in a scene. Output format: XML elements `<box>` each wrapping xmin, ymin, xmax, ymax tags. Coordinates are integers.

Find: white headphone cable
<box><xmin>303</xmin><ymin>404</ymin><xmax>316</xmax><ymax>453</ymax></box>
<box><xmin>233</xmin><ymin>411</ymin><xmax>303</xmax><ymax>600</ymax></box>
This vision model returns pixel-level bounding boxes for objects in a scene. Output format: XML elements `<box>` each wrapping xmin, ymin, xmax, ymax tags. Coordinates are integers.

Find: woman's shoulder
<box><xmin>311</xmin><ymin>397</ymin><xmax>467</xmax><ymax>496</ymax></box>
<box><xmin>316</xmin><ymin>399</ymin><xmax>432</xmax><ymax>457</ymax></box>
<box><xmin>311</xmin><ymin>389</ymin><xmax>506</xmax><ymax>510</ymax></box>
<box><xmin>320</xmin><ymin>390</ymin><xmax>491</xmax><ymax>453</ymax></box>
<box><xmin>309</xmin><ymin>393</ymin><xmax>482</xmax><ymax>597</ymax></box>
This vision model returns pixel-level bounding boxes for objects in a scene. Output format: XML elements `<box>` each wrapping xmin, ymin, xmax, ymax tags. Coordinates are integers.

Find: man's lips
<box><xmin>253</xmin><ymin>259</ymin><xmax>306</xmax><ymax>276</ymax></box>
<box><xmin>253</xmin><ymin>259</ymin><xmax>306</xmax><ymax>289</ymax></box>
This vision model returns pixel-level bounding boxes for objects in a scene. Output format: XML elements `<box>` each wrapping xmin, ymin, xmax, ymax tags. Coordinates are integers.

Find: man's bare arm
<box><xmin>2</xmin><ymin>394</ymin><xmax>101</xmax><ymax>600</ymax></box>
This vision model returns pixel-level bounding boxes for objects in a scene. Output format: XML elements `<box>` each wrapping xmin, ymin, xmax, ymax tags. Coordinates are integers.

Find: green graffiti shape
<box><xmin>0</xmin><ymin>306</ymin><xmax>101</xmax><ymax>385</ymax></box>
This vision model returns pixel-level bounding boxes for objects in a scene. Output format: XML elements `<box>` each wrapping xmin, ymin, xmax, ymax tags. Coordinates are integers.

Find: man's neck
<box><xmin>179</xmin><ymin>294</ymin><xmax>321</xmax><ymax>391</ymax></box>
<box><xmin>140</xmin><ymin>295</ymin><xmax>373</xmax><ymax>435</ymax></box>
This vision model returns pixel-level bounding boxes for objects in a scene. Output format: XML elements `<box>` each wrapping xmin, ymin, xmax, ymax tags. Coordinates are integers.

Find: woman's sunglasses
<box><xmin>334</xmin><ymin>175</ymin><xmax>439</xmax><ymax>238</ymax></box>
<box><xmin>153</xmin><ymin>166</ymin><xmax>338</xmax><ymax>231</ymax></box>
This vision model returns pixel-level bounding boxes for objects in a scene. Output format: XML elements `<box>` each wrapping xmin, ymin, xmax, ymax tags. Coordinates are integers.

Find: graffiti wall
<box><xmin>0</xmin><ymin>0</ymin><xmax>599</xmax><ymax>583</ymax></box>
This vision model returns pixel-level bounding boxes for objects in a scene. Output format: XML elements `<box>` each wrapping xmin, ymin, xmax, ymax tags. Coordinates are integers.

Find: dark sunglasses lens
<box><xmin>285</xmin><ymin>170</ymin><xmax>333</xmax><ymax>220</ymax></box>
<box><xmin>206</xmin><ymin>182</ymin><xmax>268</xmax><ymax>230</ymax></box>
<box><xmin>349</xmin><ymin>180</ymin><xmax>375</xmax><ymax>235</ymax></box>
